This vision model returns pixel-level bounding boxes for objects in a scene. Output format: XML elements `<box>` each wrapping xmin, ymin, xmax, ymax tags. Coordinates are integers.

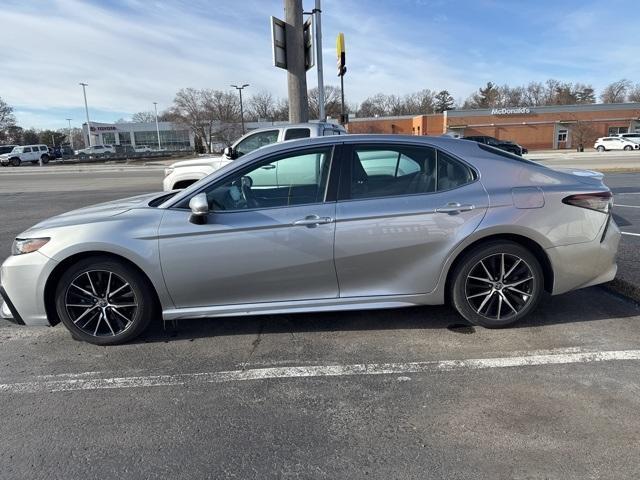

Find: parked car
<box><xmin>75</xmin><ymin>144</ymin><xmax>116</xmax><ymax>156</ymax></box>
<box><xmin>463</xmin><ymin>135</ymin><xmax>528</xmax><ymax>155</ymax></box>
<box><xmin>0</xmin><ymin>144</ymin><xmax>19</xmax><ymax>156</ymax></box>
<box><xmin>0</xmin><ymin>135</ymin><xmax>619</xmax><ymax>345</ymax></box>
<box><xmin>134</xmin><ymin>145</ymin><xmax>153</xmax><ymax>153</ymax></box>
<box><xmin>163</xmin><ymin>122</ymin><xmax>346</xmax><ymax>191</ymax></box>
<box><xmin>594</xmin><ymin>137</ymin><xmax>640</xmax><ymax>151</ymax></box>
<box><xmin>614</xmin><ymin>133</ymin><xmax>640</xmax><ymax>144</ymax></box>
<box><xmin>0</xmin><ymin>144</ymin><xmax>50</xmax><ymax>166</ymax></box>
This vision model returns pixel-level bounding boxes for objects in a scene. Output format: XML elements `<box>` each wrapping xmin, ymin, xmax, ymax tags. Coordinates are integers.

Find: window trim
<box><xmin>337</xmin><ymin>142</ymin><xmax>479</xmax><ymax>203</ymax></box>
<box><xmin>172</xmin><ymin>144</ymin><xmax>341</xmax><ymax>213</ymax></box>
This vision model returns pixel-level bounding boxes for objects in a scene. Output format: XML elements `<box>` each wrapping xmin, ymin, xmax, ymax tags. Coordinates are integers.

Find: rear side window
<box><xmin>284</xmin><ymin>128</ymin><xmax>311</xmax><ymax>140</ymax></box>
<box><xmin>436</xmin><ymin>151</ymin><xmax>474</xmax><ymax>191</ymax></box>
<box><xmin>40</xmin><ymin>146</ymin><xmax>48</xmax><ymax>151</ymax></box>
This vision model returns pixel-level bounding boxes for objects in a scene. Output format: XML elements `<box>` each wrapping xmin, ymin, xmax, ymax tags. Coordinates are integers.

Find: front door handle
<box><xmin>292</xmin><ymin>215</ymin><xmax>334</xmax><ymax>227</ymax></box>
<box><xmin>436</xmin><ymin>202</ymin><xmax>475</xmax><ymax>214</ymax></box>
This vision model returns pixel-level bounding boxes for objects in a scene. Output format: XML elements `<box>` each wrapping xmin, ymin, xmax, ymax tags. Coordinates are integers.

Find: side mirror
<box><xmin>188</xmin><ymin>193</ymin><xmax>209</xmax><ymax>224</ymax></box>
<box><xmin>223</xmin><ymin>146</ymin><xmax>236</xmax><ymax>159</ymax></box>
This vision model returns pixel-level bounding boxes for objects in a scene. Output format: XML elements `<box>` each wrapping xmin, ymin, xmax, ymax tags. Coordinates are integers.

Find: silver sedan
<box><xmin>0</xmin><ymin>135</ymin><xmax>620</xmax><ymax>344</ymax></box>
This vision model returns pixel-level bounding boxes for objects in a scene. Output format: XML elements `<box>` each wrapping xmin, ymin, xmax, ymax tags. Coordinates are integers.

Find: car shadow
<box><xmin>134</xmin><ymin>286</ymin><xmax>639</xmax><ymax>344</ymax></box>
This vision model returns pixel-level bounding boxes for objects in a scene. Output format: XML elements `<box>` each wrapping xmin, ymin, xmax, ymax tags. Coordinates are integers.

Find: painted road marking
<box><xmin>1</xmin><ymin>349</ymin><xmax>639</xmax><ymax>394</ymax></box>
<box><xmin>622</xmin><ymin>232</ymin><xmax>640</xmax><ymax>237</ymax></box>
<box><xmin>614</xmin><ymin>204</ymin><xmax>640</xmax><ymax>208</ymax></box>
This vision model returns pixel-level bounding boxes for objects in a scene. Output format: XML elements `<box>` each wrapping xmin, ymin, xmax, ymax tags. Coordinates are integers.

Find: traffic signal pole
<box><xmin>284</xmin><ymin>0</ymin><xmax>309</xmax><ymax>123</ymax></box>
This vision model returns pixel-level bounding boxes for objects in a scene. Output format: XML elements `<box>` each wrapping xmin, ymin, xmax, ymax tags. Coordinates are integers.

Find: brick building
<box><xmin>347</xmin><ymin>102</ymin><xmax>640</xmax><ymax>150</ymax></box>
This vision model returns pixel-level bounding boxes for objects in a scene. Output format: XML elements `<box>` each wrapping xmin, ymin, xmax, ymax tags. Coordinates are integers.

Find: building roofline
<box><xmin>447</xmin><ymin>102</ymin><xmax>640</xmax><ymax>117</ymax></box>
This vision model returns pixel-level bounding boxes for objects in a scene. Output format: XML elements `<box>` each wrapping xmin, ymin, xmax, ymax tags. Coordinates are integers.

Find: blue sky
<box><xmin>1</xmin><ymin>0</ymin><xmax>637</xmax><ymax>129</ymax></box>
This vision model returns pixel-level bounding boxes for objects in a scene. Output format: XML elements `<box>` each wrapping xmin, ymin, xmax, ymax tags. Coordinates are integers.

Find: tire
<box><xmin>451</xmin><ymin>241</ymin><xmax>544</xmax><ymax>328</ymax></box>
<box><xmin>41</xmin><ymin>154</ymin><xmax>50</xmax><ymax>164</ymax></box>
<box><xmin>596</xmin><ymin>146</ymin><xmax>605</xmax><ymax>152</ymax></box>
<box><xmin>55</xmin><ymin>256</ymin><xmax>156</xmax><ymax>345</ymax></box>
<box><xmin>623</xmin><ymin>145</ymin><xmax>633</xmax><ymax>151</ymax></box>
<box><xmin>10</xmin><ymin>157</ymin><xmax>21</xmax><ymax>167</ymax></box>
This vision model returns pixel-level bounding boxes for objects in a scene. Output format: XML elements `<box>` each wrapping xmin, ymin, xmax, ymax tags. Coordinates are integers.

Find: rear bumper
<box><xmin>547</xmin><ymin>216</ymin><xmax>621</xmax><ymax>295</ymax></box>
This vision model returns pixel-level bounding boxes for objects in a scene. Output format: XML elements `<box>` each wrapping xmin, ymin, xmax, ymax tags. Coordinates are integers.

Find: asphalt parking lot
<box><xmin>1</xmin><ymin>167</ymin><xmax>640</xmax><ymax>479</ymax></box>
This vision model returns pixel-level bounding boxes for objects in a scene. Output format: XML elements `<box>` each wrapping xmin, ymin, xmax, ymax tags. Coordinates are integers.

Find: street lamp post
<box><xmin>231</xmin><ymin>84</ymin><xmax>250</xmax><ymax>134</ymax></box>
<box><xmin>153</xmin><ymin>102</ymin><xmax>161</xmax><ymax>150</ymax></box>
<box><xmin>79</xmin><ymin>82</ymin><xmax>92</xmax><ymax>147</ymax></box>
<box><xmin>66</xmin><ymin>118</ymin><xmax>73</xmax><ymax>150</ymax></box>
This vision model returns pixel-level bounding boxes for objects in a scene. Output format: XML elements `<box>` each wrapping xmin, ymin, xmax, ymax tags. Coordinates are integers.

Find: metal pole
<box><xmin>66</xmin><ymin>118</ymin><xmax>73</xmax><ymax>150</ymax></box>
<box><xmin>153</xmin><ymin>102</ymin><xmax>161</xmax><ymax>150</ymax></box>
<box><xmin>314</xmin><ymin>0</ymin><xmax>325</xmax><ymax>121</ymax></box>
<box><xmin>284</xmin><ymin>0</ymin><xmax>309</xmax><ymax>123</ymax></box>
<box><xmin>79</xmin><ymin>83</ymin><xmax>92</xmax><ymax>147</ymax></box>
<box><xmin>340</xmin><ymin>74</ymin><xmax>345</xmax><ymax>125</ymax></box>
<box><xmin>232</xmin><ymin>84</ymin><xmax>249</xmax><ymax>135</ymax></box>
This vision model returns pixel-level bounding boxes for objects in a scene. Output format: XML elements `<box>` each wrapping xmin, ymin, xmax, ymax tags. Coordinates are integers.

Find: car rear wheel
<box><xmin>451</xmin><ymin>241</ymin><xmax>544</xmax><ymax>328</ymax></box>
<box><xmin>55</xmin><ymin>256</ymin><xmax>156</xmax><ymax>345</ymax></box>
<box><xmin>596</xmin><ymin>146</ymin><xmax>605</xmax><ymax>152</ymax></box>
<box><xmin>10</xmin><ymin>157</ymin><xmax>21</xmax><ymax>166</ymax></box>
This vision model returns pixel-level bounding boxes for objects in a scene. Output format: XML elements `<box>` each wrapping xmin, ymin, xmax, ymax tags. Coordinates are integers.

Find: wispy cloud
<box><xmin>0</xmin><ymin>0</ymin><xmax>638</xmax><ymax>129</ymax></box>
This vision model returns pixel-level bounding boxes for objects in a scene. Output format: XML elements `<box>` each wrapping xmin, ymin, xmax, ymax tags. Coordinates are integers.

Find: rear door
<box><xmin>334</xmin><ymin>142</ymin><xmax>489</xmax><ymax>297</ymax></box>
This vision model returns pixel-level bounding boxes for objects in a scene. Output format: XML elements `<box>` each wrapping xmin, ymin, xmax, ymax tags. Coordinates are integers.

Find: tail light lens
<box><xmin>562</xmin><ymin>191</ymin><xmax>613</xmax><ymax>214</ymax></box>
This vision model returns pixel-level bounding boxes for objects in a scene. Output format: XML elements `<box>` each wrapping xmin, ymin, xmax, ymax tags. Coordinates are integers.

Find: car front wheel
<box><xmin>55</xmin><ymin>256</ymin><xmax>156</xmax><ymax>345</ymax></box>
<box><xmin>451</xmin><ymin>241</ymin><xmax>544</xmax><ymax>328</ymax></box>
<box><xmin>10</xmin><ymin>157</ymin><xmax>21</xmax><ymax>166</ymax></box>
<box><xmin>623</xmin><ymin>145</ymin><xmax>633</xmax><ymax>151</ymax></box>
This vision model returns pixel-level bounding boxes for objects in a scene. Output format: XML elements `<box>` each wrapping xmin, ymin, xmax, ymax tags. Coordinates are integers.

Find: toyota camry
<box><xmin>0</xmin><ymin>135</ymin><xmax>620</xmax><ymax>344</ymax></box>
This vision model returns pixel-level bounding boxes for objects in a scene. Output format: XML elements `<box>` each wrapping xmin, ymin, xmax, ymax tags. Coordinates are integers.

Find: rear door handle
<box><xmin>436</xmin><ymin>202</ymin><xmax>475</xmax><ymax>213</ymax></box>
<box><xmin>292</xmin><ymin>215</ymin><xmax>334</xmax><ymax>227</ymax></box>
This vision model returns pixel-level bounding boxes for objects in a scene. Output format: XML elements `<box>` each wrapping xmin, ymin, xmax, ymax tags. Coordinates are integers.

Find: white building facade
<box><xmin>82</xmin><ymin>121</ymin><xmax>195</xmax><ymax>150</ymax></box>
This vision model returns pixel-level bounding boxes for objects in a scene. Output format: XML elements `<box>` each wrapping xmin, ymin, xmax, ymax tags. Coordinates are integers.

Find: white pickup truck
<box><xmin>162</xmin><ymin>122</ymin><xmax>346</xmax><ymax>191</ymax></box>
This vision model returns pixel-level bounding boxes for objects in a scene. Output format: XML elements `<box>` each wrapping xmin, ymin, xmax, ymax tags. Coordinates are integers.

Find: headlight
<box><xmin>12</xmin><ymin>237</ymin><xmax>50</xmax><ymax>255</ymax></box>
<box><xmin>164</xmin><ymin>167</ymin><xmax>174</xmax><ymax>177</ymax></box>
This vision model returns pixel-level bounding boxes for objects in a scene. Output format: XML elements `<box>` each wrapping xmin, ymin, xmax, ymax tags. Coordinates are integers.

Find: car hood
<box><xmin>26</xmin><ymin>192</ymin><xmax>165</xmax><ymax>231</ymax></box>
<box><xmin>170</xmin><ymin>156</ymin><xmax>227</xmax><ymax>168</ymax></box>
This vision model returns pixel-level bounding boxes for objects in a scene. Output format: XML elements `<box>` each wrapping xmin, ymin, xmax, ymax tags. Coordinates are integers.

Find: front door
<box><xmin>159</xmin><ymin>145</ymin><xmax>339</xmax><ymax>308</ymax></box>
<box><xmin>334</xmin><ymin>143</ymin><xmax>489</xmax><ymax>297</ymax></box>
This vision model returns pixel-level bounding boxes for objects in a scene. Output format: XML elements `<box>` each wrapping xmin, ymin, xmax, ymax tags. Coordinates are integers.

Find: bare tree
<box><xmin>131</xmin><ymin>111</ymin><xmax>156</xmax><ymax>123</ymax></box>
<box><xmin>600</xmin><ymin>79</ymin><xmax>632</xmax><ymax>103</ymax></box>
<box><xmin>247</xmin><ymin>90</ymin><xmax>277</xmax><ymax>121</ymax></box>
<box><xmin>0</xmin><ymin>97</ymin><xmax>16</xmax><ymax>141</ymax></box>
<box><xmin>570</xmin><ymin>119</ymin><xmax>598</xmax><ymax>150</ymax></box>
<box><xmin>169</xmin><ymin>88</ymin><xmax>211</xmax><ymax>151</ymax></box>
<box><xmin>628</xmin><ymin>84</ymin><xmax>640</xmax><ymax>103</ymax></box>
<box><xmin>308</xmin><ymin>85</ymin><xmax>342</xmax><ymax>120</ymax></box>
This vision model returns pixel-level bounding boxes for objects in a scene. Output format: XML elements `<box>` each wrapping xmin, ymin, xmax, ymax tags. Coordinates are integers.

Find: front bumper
<box><xmin>0</xmin><ymin>251</ymin><xmax>58</xmax><ymax>326</ymax></box>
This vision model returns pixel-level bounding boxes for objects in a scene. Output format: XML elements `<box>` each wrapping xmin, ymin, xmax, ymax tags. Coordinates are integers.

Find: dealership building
<box><xmin>82</xmin><ymin>121</ymin><xmax>195</xmax><ymax>150</ymax></box>
<box><xmin>347</xmin><ymin>102</ymin><xmax>640</xmax><ymax>150</ymax></box>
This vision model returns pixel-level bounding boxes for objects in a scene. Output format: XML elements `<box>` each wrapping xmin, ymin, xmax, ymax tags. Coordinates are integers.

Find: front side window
<box><xmin>40</xmin><ymin>146</ymin><xmax>48</xmax><ymax>151</ymax></box>
<box><xmin>23</xmin><ymin>147</ymin><xmax>32</xmax><ymax>153</ymax></box>
<box><xmin>346</xmin><ymin>145</ymin><xmax>475</xmax><ymax>200</ymax></box>
<box><xmin>234</xmin><ymin>130</ymin><xmax>279</xmax><ymax>157</ymax></box>
<box><xmin>200</xmin><ymin>147</ymin><xmax>332</xmax><ymax>211</ymax></box>
<box><xmin>284</xmin><ymin>128</ymin><xmax>311</xmax><ymax>140</ymax></box>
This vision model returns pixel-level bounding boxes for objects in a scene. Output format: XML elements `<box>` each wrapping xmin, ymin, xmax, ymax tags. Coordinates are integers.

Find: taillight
<box><xmin>562</xmin><ymin>191</ymin><xmax>612</xmax><ymax>214</ymax></box>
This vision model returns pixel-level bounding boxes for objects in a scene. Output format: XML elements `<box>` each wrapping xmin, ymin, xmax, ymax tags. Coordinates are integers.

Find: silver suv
<box><xmin>0</xmin><ymin>144</ymin><xmax>50</xmax><ymax>166</ymax></box>
<box><xmin>163</xmin><ymin>122</ymin><xmax>346</xmax><ymax>191</ymax></box>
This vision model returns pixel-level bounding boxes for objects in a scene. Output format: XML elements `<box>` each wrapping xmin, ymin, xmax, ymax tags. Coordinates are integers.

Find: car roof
<box><xmin>244</xmin><ymin>122</ymin><xmax>346</xmax><ymax>135</ymax></box>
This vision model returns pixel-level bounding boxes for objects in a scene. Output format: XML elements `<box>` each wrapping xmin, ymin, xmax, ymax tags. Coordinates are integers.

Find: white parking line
<box><xmin>615</xmin><ymin>204</ymin><xmax>640</xmax><ymax>208</ymax></box>
<box><xmin>622</xmin><ymin>232</ymin><xmax>640</xmax><ymax>237</ymax></box>
<box><xmin>1</xmin><ymin>349</ymin><xmax>639</xmax><ymax>394</ymax></box>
